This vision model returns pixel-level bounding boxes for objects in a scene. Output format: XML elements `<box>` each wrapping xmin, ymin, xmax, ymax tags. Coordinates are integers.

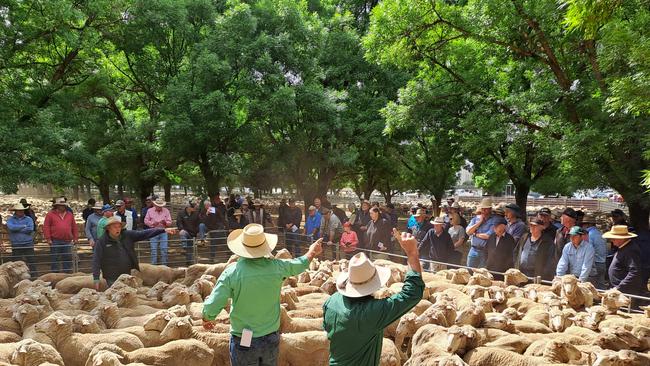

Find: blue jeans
<box><xmin>150</xmin><ymin>233</ymin><xmax>168</xmax><ymax>266</ymax></box>
<box><xmin>589</xmin><ymin>262</ymin><xmax>608</xmax><ymax>290</ymax></box>
<box><xmin>180</xmin><ymin>231</ymin><xmax>195</xmax><ymax>265</ymax></box>
<box><xmin>230</xmin><ymin>331</ymin><xmax>280</xmax><ymax>366</ymax></box>
<box><xmin>467</xmin><ymin>247</ymin><xmax>487</xmax><ymax>269</ymax></box>
<box><xmin>198</xmin><ymin>223</ymin><xmax>207</xmax><ymax>240</ymax></box>
<box><xmin>50</xmin><ymin>240</ymin><xmax>73</xmax><ymax>273</ymax></box>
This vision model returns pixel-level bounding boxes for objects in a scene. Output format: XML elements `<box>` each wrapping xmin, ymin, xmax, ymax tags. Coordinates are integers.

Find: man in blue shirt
<box><xmin>304</xmin><ymin>205</ymin><xmax>322</xmax><ymax>241</ymax></box>
<box><xmin>6</xmin><ymin>204</ymin><xmax>37</xmax><ymax>277</ymax></box>
<box><xmin>556</xmin><ymin>226</ymin><xmax>595</xmax><ymax>282</ymax></box>
<box><xmin>582</xmin><ymin>214</ymin><xmax>608</xmax><ymax>289</ymax></box>
<box><xmin>505</xmin><ymin>203</ymin><xmax>527</xmax><ymax>244</ymax></box>
<box><xmin>466</xmin><ymin>197</ymin><xmax>496</xmax><ymax>268</ymax></box>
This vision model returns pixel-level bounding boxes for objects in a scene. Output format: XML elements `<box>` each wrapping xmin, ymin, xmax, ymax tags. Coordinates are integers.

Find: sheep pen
<box><xmin>1</xmin><ymin>254</ymin><xmax>649</xmax><ymax>366</ymax></box>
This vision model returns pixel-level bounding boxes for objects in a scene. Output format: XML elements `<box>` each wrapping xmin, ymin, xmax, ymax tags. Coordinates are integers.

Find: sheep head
<box><xmin>549</xmin><ymin>309</ymin><xmax>571</xmax><ymax>332</ymax></box>
<box><xmin>586</xmin><ymin>306</ymin><xmax>608</xmax><ymax>324</ymax></box>
<box><xmin>473</xmin><ymin>298</ymin><xmax>494</xmax><ymax>313</ymax></box>
<box><xmin>395</xmin><ymin>313</ymin><xmax>418</xmax><ymax>344</ymax></box>
<box><xmin>450</xmin><ymin>269</ymin><xmax>471</xmax><ymax>285</ymax></box>
<box><xmin>12</xmin><ymin>303</ymin><xmax>46</xmax><ymax>328</ymax></box>
<box><xmin>471</xmin><ymin>268</ymin><xmax>494</xmax><ymax>280</ymax></box>
<box><xmin>559</xmin><ymin>275</ymin><xmax>579</xmax><ymax>297</ymax></box>
<box><xmin>570</xmin><ymin>313</ymin><xmax>599</xmax><ymax>331</ymax></box>
<box><xmin>446</xmin><ymin>325</ymin><xmax>480</xmax><ymax>355</ymax></box>
<box><xmin>162</xmin><ymin>285</ymin><xmax>191</xmax><ymax>307</ymax></box>
<box><xmin>111</xmin><ymin>287</ymin><xmax>138</xmax><ymax>308</ymax></box>
<box><xmin>143</xmin><ymin>310</ymin><xmax>175</xmax><ymax>331</ymax></box>
<box><xmin>501</xmin><ymin>307</ymin><xmax>523</xmax><ymax>321</ymax></box>
<box><xmin>488</xmin><ymin>286</ymin><xmax>506</xmax><ymax>304</ymax></box>
<box><xmin>602</xmin><ymin>289</ymin><xmax>631</xmax><ymax>314</ymax></box>
<box><xmin>113</xmin><ymin>274</ymin><xmax>141</xmax><ymax>288</ymax></box>
<box><xmin>34</xmin><ymin>313</ymin><xmax>73</xmax><ymax>340</ymax></box>
<box><xmin>13</xmin><ymin>279</ymin><xmax>51</xmax><ymax>295</ymax></box>
<box><xmin>160</xmin><ymin>315</ymin><xmax>194</xmax><ymax>342</ymax></box>
<box><xmin>91</xmin><ymin>301</ymin><xmax>119</xmax><ymax>327</ymax></box>
<box><xmin>504</xmin><ymin>269</ymin><xmax>528</xmax><ymax>286</ymax></box>
<box><xmin>467</xmin><ymin>274</ymin><xmax>492</xmax><ymax>287</ymax></box>
<box><xmin>308</xmin><ymin>271</ymin><xmax>330</xmax><ymax>287</ymax></box>
<box><xmin>482</xmin><ymin>314</ymin><xmax>514</xmax><ymax>332</ymax></box>
<box><xmin>320</xmin><ymin>278</ymin><xmax>337</xmax><ymax>295</ymax></box>
<box><xmin>73</xmin><ymin>314</ymin><xmax>102</xmax><ymax>334</ymax></box>
<box><xmin>465</xmin><ymin>285</ymin><xmax>487</xmax><ymax>300</ymax></box>
<box><xmin>455</xmin><ymin>304</ymin><xmax>485</xmax><ymax>327</ymax></box>
<box><xmin>505</xmin><ymin>286</ymin><xmax>526</xmax><ymax>299</ymax></box>
<box><xmin>431</xmin><ymin>302</ymin><xmax>457</xmax><ymax>326</ymax></box>
<box><xmin>10</xmin><ymin>339</ymin><xmax>64</xmax><ymax>366</ymax></box>
<box><xmin>200</xmin><ymin>274</ymin><xmax>217</xmax><ymax>284</ymax></box>
<box><xmin>593</xmin><ymin>328</ymin><xmax>641</xmax><ymax>351</ymax></box>
<box><xmin>86</xmin><ymin>343</ymin><xmax>128</xmax><ymax>366</ymax></box>
<box><xmin>297</xmin><ymin>271</ymin><xmax>311</xmax><ymax>283</ymax></box>
<box><xmin>275</xmin><ymin>248</ymin><xmax>293</xmax><ymax>259</ymax></box>
<box><xmin>147</xmin><ymin>281</ymin><xmax>170</xmax><ymax>300</ymax></box>
<box><xmin>70</xmin><ymin>288</ymin><xmax>100</xmax><ymax>311</ymax></box>
<box><xmin>543</xmin><ymin>340</ymin><xmax>582</xmax><ymax>364</ymax></box>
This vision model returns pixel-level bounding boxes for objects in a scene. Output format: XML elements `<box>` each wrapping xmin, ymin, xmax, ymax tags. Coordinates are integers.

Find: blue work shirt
<box><xmin>556</xmin><ymin>240</ymin><xmax>595</xmax><ymax>282</ymax></box>
<box><xmin>407</xmin><ymin>215</ymin><xmax>417</xmax><ymax>231</ymax></box>
<box><xmin>507</xmin><ymin>219</ymin><xmax>526</xmax><ymax>242</ymax></box>
<box><xmin>305</xmin><ymin>211</ymin><xmax>322</xmax><ymax>239</ymax></box>
<box><xmin>585</xmin><ymin>226</ymin><xmax>607</xmax><ymax>264</ymax></box>
<box><xmin>6</xmin><ymin>215</ymin><xmax>35</xmax><ymax>246</ymax></box>
<box><xmin>468</xmin><ymin>215</ymin><xmax>496</xmax><ymax>249</ymax></box>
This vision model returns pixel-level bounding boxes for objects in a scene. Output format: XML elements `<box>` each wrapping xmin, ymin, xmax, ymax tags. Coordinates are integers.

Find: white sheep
<box><xmin>279</xmin><ymin>306</ymin><xmax>323</xmax><ymax>333</ymax></box>
<box><xmin>133</xmin><ymin>263</ymin><xmax>185</xmax><ymax>286</ymax></box>
<box><xmin>85</xmin><ymin>338</ymin><xmax>214</xmax><ymax>366</ymax></box>
<box><xmin>9</xmin><ymin>338</ymin><xmax>64</xmax><ymax>366</ymax></box>
<box><xmin>601</xmin><ymin>288</ymin><xmax>631</xmax><ymax>314</ymax></box>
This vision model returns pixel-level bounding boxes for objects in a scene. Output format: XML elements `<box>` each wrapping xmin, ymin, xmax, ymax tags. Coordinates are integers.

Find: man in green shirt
<box><xmin>202</xmin><ymin>223</ymin><xmax>323</xmax><ymax>366</ymax></box>
<box><xmin>96</xmin><ymin>204</ymin><xmax>114</xmax><ymax>239</ymax></box>
<box><xmin>323</xmin><ymin>228</ymin><xmax>424</xmax><ymax>366</ymax></box>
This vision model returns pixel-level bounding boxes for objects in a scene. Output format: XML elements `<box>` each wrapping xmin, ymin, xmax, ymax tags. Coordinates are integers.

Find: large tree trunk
<box><xmin>198</xmin><ymin>158</ymin><xmax>220</xmax><ymax>198</ymax></box>
<box><xmin>627</xmin><ymin>200</ymin><xmax>650</xmax><ymax>232</ymax></box>
<box><xmin>513</xmin><ymin>181</ymin><xmax>530</xmax><ymax>217</ymax></box>
<box><xmin>164</xmin><ymin>182</ymin><xmax>172</xmax><ymax>203</ymax></box>
<box><xmin>138</xmin><ymin>181</ymin><xmax>155</xmax><ymax>207</ymax></box>
<box><xmin>117</xmin><ymin>182</ymin><xmax>124</xmax><ymax>197</ymax></box>
<box><xmin>98</xmin><ymin>180</ymin><xmax>110</xmax><ymax>204</ymax></box>
<box><xmin>72</xmin><ymin>185</ymin><xmax>80</xmax><ymax>201</ymax></box>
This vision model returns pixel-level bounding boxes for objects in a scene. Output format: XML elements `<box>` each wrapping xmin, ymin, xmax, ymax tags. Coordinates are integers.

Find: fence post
<box><xmin>535</xmin><ymin>276</ymin><xmax>541</xmax><ymax>285</ymax></box>
<box><xmin>72</xmin><ymin>244</ymin><xmax>79</xmax><ymax>273</ymax></box>
<box><xmin>193</xmin><ymin>238</ymin><xmax>198</xmax><ymax>265</ymax></box>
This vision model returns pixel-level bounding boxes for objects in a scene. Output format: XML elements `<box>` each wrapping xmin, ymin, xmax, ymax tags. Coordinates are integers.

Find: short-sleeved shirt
<box><xmin>202</xmin><ymin>256</ymin><xmax>310</xmax><ymax>337</ymax></box>
<box><xmin>323</xmin><ymin>271</ymin><xmax>424</xmax><ymax>366</ymax></box>
<box><xmin>468</xmin><ymin>215</ymin><xmax>496</xmax><ymax>249</ymax></box>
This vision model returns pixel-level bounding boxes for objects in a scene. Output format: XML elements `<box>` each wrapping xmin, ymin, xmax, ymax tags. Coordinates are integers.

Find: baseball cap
<box><xmin>562</xmin><ymin>208</ymin><xmax>578</xmax><ymax>220</ymax></box>
<box><xmin>569</xmin><ymin>226</ymin><xmax>586</xmax><ymax>236</ymax></box>
<box><xmin>493</xmin><ymin>216</ymin><xmax>508</xmax><ymax>226</ymax></box>
<box><xmin>101</xmin><ymin>204</ymin><xmax>113</xmax><ymax>212</ymax></box>
<box><xmin>538</xmin><ymin>208</ymin><xmax>551</xmax><ymax>216</ymax></box>
<box><xmin>529</xmin><ymin>218</ymin><xmax>545</xmax><ymax>226</ymax></box>
<box><xmin>115</xmin><ymin>200</ymin><xmax>125</xmax><ymax>207</ymax></box>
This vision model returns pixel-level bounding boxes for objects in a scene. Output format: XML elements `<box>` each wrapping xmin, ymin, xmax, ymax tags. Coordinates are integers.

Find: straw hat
<box><xmin>227</xmin><ymin>224</ymin><xmax>278</xmax><ymax>258</ymax></box>
<box><xmin>431</xmin><ymin>217</ymin><xmax>445</xmax><ymax>225</ymax></box>
<box><xmin>478</xmin><ymin>197</ymin><xmax>493</xmax><ymax>209</ymax></box>
<box><xmin>10</xmin><ymin>204</ymin><xmax>27</xmax><ymax>211</ymax></box>
<box><xmin>104</xmin><ymin>216</ymin><xmax>126</xmax><ymax>230</ymax></box>
<box><xmin>336</xmin><ymin>252</ymin><xmax>391</xmax><ymax>298</ymax></box>
<box><xmin>153</xmin><ymin>198</ymin><xmax>166</xmax><ymax>207</ymax></box>
<box><xmin>92</xmin><ymin>204</ymin><xmax>104</xmax><ymax>210</ymax></box>
<box><xmin>603</xmin><ymin>225</ymin><xmax>637</xmax><ymax>240</ymax></box>
<box><xmin>52</xmin><ymin>197</ymin><xmax>69</xmax><ymax>207</ymax></box>
<box><xmin>413</xmin><ymin>208</ymin><xmax>427</xmax><ymax>218</ymax></box>
<box><xmin>233</xmin><ymin>209</ymin><xmax>243</xmax><ymax>216</ymax></box>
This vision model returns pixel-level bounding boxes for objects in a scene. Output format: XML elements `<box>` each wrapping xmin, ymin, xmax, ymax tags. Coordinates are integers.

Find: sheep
<box><xmin>292</xmin><ymin>284</ymin><xmax>324</xmax><ymax>296</ymax></box>
<box><xmin>504</xmin><ymin>286</ymin><xmax>527</xmax><ymax>299</ymax></box>
<box><xmin>8</xmin><ymin>339</ymin><xmax>64</xmax><ymax>366</ymax></box>
<box><xmin>601</xmin><ymin>288</ymin><xmax>632</xmax><ymax>314</ymax></box>
<box><xmin>503</xmin><ymin>268</ymin><xmax>528</xmax><ymax>286</ymax></box>
<box><xmin>33</xmin><ymin>313</ymin><xmax>144</xmax><ymax>366</ymax></box>
<box><xmin>455</xmin><ymin>303</ymin><xmax>485</xmax><ymax>328</ymax></box>
<box><xmin>37</xmin><ymin>272</ymin><xmax>84</xmax><ymax>288</ymax></box>
<box><xmin>484</xmin><ymin>334</ymin><xmax>532</xmax><ymax>354</ymax></box>
<box><xmin>563</xmin><ymin>324</ymin><xmax>600</xmax><ymax>341</ymax></box>
<box><xmin>131</xmin><ymin>263</ymin><xmax>185</xmax><ymax>287</ymax></box>
<box><xmin>500</xmin><ymin>307</ymin><xmax>524</xmax><ymax>321</ymax></box>
<box><xmin>471</xmin><ymin>268</ymin><xmax>494</xmax><ymax>280</ymax></box>
<box><xmin>69</xmin><ymin>288</ymin><xmax>101</xmax><ymax>311</ymax></box>
<box><xmin>511</xmin><ymin>319</ymin><xmax>552</xmax><ymax>333</ymax></box>
<box><xmin>521</xmin><ymin>308</ymin><xmax>550</xmax><ymax>326</ymax></box>
<box><xmin>0</xmin><ymin>330</ymin><xmax>21</xmax><ymax>343</ymax></box>
<box><xmin>411</xmin><ymin>324</ymin><xmax>482</xmax><ymax>357</ymax></box>
<box><xmin>463</xmin><ymin>347</ymin><xmax>541</xmax><ymax>366</ymax></box>
<box><xmin>548</xmin><ymin>308</ymin><xmax>572</xmax><ymax>332</ymax></box>
<box><xmin>189</xmin><ymin>277</ymin><xmax>215</xmax><ymax>300</ymax></box>
<box><xmin>146</xmin><ymin>281</ymin><xmax>170</xmax><ymax>300</ymax></box>
<box><xmin>12</xmin><ymin>303</ymin><xmax>47</xmax><ymax>339</ymax></box>
<box><xmin>482</xmin><ymin>313</ymin><xmax>515</xmax><ymax>332</ymax></box>
<box><xmin>592</xmin><ymin>327</ymin><xmax>642</xmax><ymax>351</ymax></box>
<box><xmin>395</xmin><ymin>309</ymin><xmax>451</xmax><ymax>355</ymax></box>
<box><xmin>297</xmin><ymin>271</ymin><xmax>311</xmax><ymax>283</ymax></box>
<box><xmin>473</xmin><ymin>298</ymin><xmax>494</xmax><ymax>314</ymax></box>
<box><xmin>278</xmin><ymin>331</ymin><xmax>330</xmax><ymax>366</ymax></box>
<box><xmin>467</xmin><ymin>274</ymin><xmax>492</xmax><ymax>287</ymax></box>
<box><xmin>381</xmin><ymin>338</ymin><xmax>401</xmax><ymax>366</ymax></box>
<box><xmin>440</xmin><ymin>289</ymin><xmax>473</xmax><ymax>311</ymax></box>
<box><xmin>320</xmin><ymin>277</ymin><xmax>337</xmax><ymax>295</ymax></box>
<box><xmin>557</xmin><ymin>274</ymin><xmax>594</xmax><ymax>310</ymax></box>
<box><xmin>450</xmin><ymin>268</ymin><xmax>471</xmax><ymax>285</ymax></box>
<box><xmin>13</xmin><ymin>279</ymin><xmax>51</xmax><ymax>296</ymax></box>
<box><xmin>55</xmin><ymin>275</ymin><xmax>108</xmax><ymax>294</ymax></box>
<box><xmin>162</xmin><ymin>285</ymin><xmax>191</xmax><ymax>307</ymax></box>
<box><xmin>275</xmin><ymin>248</ymin><xmax>293</xmax><ymax>259</ymax></box>
<box><xmin>571</xmin><ymin>311</ymin><xmax>601</xmax><ymax>331</ymax></box>
<box><xmin>72</xmin><ymin>314</ymin><xmax>104</xmax><ymax>334</ymax></box>
<box><xmin>85</xmin><ymin>339</ymin><xmax>214</xmax><ymax>366</ymax></box>
<box><xmin>308</xmin><ymin>270</ymin><xmax>330</xmax><ymax>287</ymax></box>
<box><xmin>632</xmin><ymin>325</ymin><xmax>650</xmax><ymax>352</ymax></box>
<box><xmin>0</xmin><ymin>261</ymin><xmax>31</xmax><ymax>298</ymax></box>
<box><xmin>592</xmin><ymin>349</ymin><xmax>650</xmax><ymax>366</ymax></box>
<box><xmin>279</xmin><ymin>306</ymin><xmax>322</xmax><ymax>333</ymax></box>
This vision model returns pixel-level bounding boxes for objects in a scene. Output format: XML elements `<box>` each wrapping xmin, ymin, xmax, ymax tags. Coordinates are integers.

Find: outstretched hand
<box><xmin>392</xmin><ymin>228</ymin><xmax>418</xmax><ymax>256</ymax></box>
<box><xmin>306</xmin><ymin>238</ymin><xmax>323</xmax><ymax>260</ymax></box>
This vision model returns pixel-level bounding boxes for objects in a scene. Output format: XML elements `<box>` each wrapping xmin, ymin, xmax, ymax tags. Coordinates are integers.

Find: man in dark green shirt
<box><xmin>323</xmin><ymin>229</ymin><xmax>424</xmax><ymax>366</ymax></box>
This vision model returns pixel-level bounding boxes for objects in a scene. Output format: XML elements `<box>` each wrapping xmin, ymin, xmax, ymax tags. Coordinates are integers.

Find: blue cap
<box><xmin>569</xmin><ymin>226</ymin><xmax>586</xmax><ymax>236</ymax></box>
<box><xmin>493</xmin><ymin>216</ymin><xmax>508</xmax><ymax>226</ymax></box>
<box><xmin>101</xmin><ymin>204</ymin><xmax>114</xmax><ymax>213</ymax></box>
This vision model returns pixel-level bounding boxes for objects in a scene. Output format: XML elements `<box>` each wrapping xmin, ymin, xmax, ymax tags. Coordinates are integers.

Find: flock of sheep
<box><xmin>1</xmin><ymin>248</ymin><xmax>649</xmax><ymax>366</ymax></box>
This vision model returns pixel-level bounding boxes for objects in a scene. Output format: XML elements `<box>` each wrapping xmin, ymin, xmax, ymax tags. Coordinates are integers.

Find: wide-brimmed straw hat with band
<box><xmin>336</xmin><ymin>252</ymin><xmax>392</xmax><ymax>298</ymax></box>
<box><xmin>603</xmin><ymin>225</ymin><xmax>637</xmax><ymax>240</ymax></box>
<box><xmin>227</xmin><ymin>223</ymin><xmax>278</xmax><ymax>258</ymax></box>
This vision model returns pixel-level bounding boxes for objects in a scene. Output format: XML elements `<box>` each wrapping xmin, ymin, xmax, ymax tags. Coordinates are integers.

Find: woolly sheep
<box><xmin>55</xmin><ymin>275</ymin><xmax>107</xmax><ymax>294</ymax></box>
<box><xmin>601</xmin><ymin>288</ymin><xmax>631</xmax><ymax>314</ymax></box>
<box><xmin>278</xmin><ymin>331</ymin><xmax>330</xmax><ymax>366</ymax></box>
<box><xmin>275</xmin><ymin>248</ymin><xmax>293</xmax><ymax>259</ymax></box>
<box><xmin>133</xmin><ymin>264</ymin><xmax>186</xmax><ymax>287</ymax></box>
<box><xmin>279</xmin><ymin>306</ymin><xmax>322</xmax><ymax>333</ymax></box>
<box><xmin>503</xmin><ymin>269</ymin><xmax>528</xmax><ymax>286</ymax></box>
<box><xmin>484</xmin><ymin>334</ymin><xmax>532</xmax><ymax>354</ymax></box>
<box><xmin>33</xmin><ymin>313</ymin><xmax>144</xmax><ymax>366</ymax></box>
<box><xmin>455</xmin><ymin>304</ymin><xmax>485</xmax><ymax>327</ymax></box>
<box><xmin>0</xmin><ymin>261</ymin><xmax>31</xmax><ymax>298</ymax></box>
<box><xmin>592</xmin><ymin>349</ymin><xmax>650</xmax><ymax>366</ymax></box>
<box><xmin>146</xmin><ymin>281</ymin><xmax>170</xmax><ymax>301</ymax></box>
<box><xmin>5</xmin><ymin>338</ymin><xmax>64</xmax><ymax>366</ymax></box>
<box><xmin>85</xmin><ymin>339</ymin><xmax>214</xmax><ymax>366</ymax></box>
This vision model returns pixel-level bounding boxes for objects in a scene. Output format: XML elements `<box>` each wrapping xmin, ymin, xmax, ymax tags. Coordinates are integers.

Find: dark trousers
<box><xmin>50</xmin><ymin>240</ymin><xmax>73</xmax><ymax>273</ymax></box>
<box><xmin>230</xmin><ymin>331</ymin><xmax>280</xmax><ymax>366</ymax></box>
<box><xmin>207</xmin><ymin>230</ymin><xmax>227</xmax><ymax>260</ymax></box>
<box><xmin>286</xmin><ymin>231</ymin><xmax>302</xmax><ymax>257</ymax></box>
<box><xmin>10</xmin><ymin>246</ymin><xmax>38</xmax><ymax>277</ymax></box>
<box><xmin>180</xmin><ymin>231</ymin><xmax>195</xmax><ymax>266</ymax></box>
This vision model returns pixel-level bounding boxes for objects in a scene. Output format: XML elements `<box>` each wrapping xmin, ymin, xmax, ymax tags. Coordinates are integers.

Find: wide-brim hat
<box><xmin>253</xmin><ymin>199</ymin><xmax>262</xmax><ymax>206</ymax></box>
<box><xmin>104</xmin><ymin>216</ymin><xmax>126</xmax><ymax>230</ymax></box>
<box><xmin>52</xmin><ymin>198</ymin><xmax>69</xmax><ymax>207</ymax></box>
<box><xmin>227</xmin><ymin>224</ymin><xmax>277</xmax><ymax>258</ymax></box>
<box><xmin>413</xmin><ymin>208</ymin><xmax>427</xmax><ymax>217</ymax></box>
<box><xmin>153</xmin><ymin>198</ymin><xmax>166</xmax><ymax>207</ymax></box>
<box><xmin>10</xmin><ymin>204</ymin><xmax>27</xmax><ymax>211</ymax></box>
<box><xmin>603</xmin><ymin>225</ymin><xmax>637</xmax><ymax>240</ymax></box>
<box><xmin>336</xmin><ymin>253</ymin><xmax>392</xmax><ymax>298</ymax></box>
<box><xmin>431</xmin><ymin>216</ymin><xmax>445</xmax><ymax>225</ymax></box>
<box><xmin>92</xmin><ymin>204</ymin><xmax>104</xmax><ymax>210</ymax></box>
<box><xmin>478</xmin><ymin>197</ymin><xmax>493</xmax><ymax>209</ymax></box>
<box><xmin>233</xmin><ymin>209</ymin><xmax>243</xmax><ymax>216</ymax></box>
<box><xmin>581</xmin><ymin>214</ymin><xmax>597</xmax><ymax>224</ymax></box>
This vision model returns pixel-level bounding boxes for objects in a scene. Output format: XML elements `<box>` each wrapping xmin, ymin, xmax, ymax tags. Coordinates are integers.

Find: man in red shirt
<box><xmin>43</xmin><ymin>198</ymin><xmax>78</xmax><ymax>273</ymax></box>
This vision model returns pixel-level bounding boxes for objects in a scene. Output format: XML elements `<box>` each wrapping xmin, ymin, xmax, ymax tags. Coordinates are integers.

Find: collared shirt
<box><xmin>6</xmin><ymin>215</ymin><xmax>34</xmax><ymax>246</ymax></box>
<box><xmin>323</xmin><ymin>271</ymin><xmax>424</xmax><ymax>366</ymax></box>
<box><xmin>556</xmin><ymin>240</ymin><xmax>595</xmax><ymax>282</ymax></box>
<box><xmin>305</xmin><ymin>212</ymin><xmax>322</xmax><ymax>238</ymax></box>
<box><xmin>585</xmin><ymin>226</ymin><xmax>607</xmax><ymax>264</ymax></box>
<box><xmin>407</xmin><ymin>215</ymin><xmax>417</xmax><ymax>231</ymax></box>
<box><xmin>468</xmin><ymin>215</ymin><xmax>496</xmax><ymax>249</ymax></box>
<box><xmin>43</xmin><ymin>210</ymin><xmax>78</xmax><ymax>242</ymax></box>
<box><xmin>85</xmin><ymin>213</ymin><xmax>103</xmax><ymax>241</ymax></box>
<box><xmin>202</xmin><ymin>256</ymin><xmax>310</xmax><ymax>337</ymax></box>
<box><xmin>507</xmin><ymin>219</ymin><xmax>526</xmax><ymax>243</ymax></box>
<box><xmin>321</xmin><ymin>214</ymin><xmax>343</xmax><ymax>240</ymax></box>
<box><xmin>144</xmin><ymin>207</ymin><xmax>172</xmax><ymax>229</ymax></box>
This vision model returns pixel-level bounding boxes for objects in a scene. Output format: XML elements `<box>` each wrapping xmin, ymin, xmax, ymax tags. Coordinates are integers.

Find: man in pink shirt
<box><xmin>144</xmin><ymin>198</ymin><xmax>172</xmax><ymax>265</ymax></box>
<box><xmin>43</xmin><ymin>198</ymin><xmax>78</xmax><ymax>273</ymax></box>
<box><xmin>340</xmin><ymin>222</ymin><xmax>359</xmax><ymax>259</ymax></box>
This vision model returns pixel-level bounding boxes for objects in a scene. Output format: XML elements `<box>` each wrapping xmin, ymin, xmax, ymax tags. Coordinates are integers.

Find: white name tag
<box><xmin>240</xmin><ymin>328</ymin><xmax>253</xmax><ymax>348</ymax></box>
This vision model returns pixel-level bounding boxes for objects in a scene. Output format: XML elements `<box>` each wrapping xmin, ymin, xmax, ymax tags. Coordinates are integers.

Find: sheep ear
<box><xmin>164</xmin><ymin>314</ymin><xmax>172</xmax><ymax>321</ymax></box>
<box><xmin>176</xmin><ymin>320</ymin><xmax>183</xmax><ymax>326</ymax></box>
<box><xmin>56</xmin><ymin>318</ymin><xmax>66</xmax><ymax>325</ymax></box>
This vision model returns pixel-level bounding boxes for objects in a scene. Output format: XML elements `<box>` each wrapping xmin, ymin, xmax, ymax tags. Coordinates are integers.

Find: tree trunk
<box><xmin>117</xmin><ymin>182</ymin><xmax>124</xmax><ymax>197</ymax></box>
<box><xmin>198</xmin><ymin>160</ymin><xmax>220</xmax><ymax>198</ymax></box>
<box><xmin>164</xmin><ymin>182</ymin><xmax>172</xmax><ymax>203</ymax></box>
<box><xmin>98</xmin><ymin>180</ymin><xmax>110</xmax><ymax>204</ymax></box>
<box><xmin>86</xmin><ymin>183</ymin><xmax>92</xmax><ymax>196</ymax></box>
<box><xmin>72</xmin><ymin>185</ymin><xmax>80</xmax><ymax>201</ymax></box>
<box><xmin>513</xmin><ymin>181</ymin><xmax>530</xmax><ymax>218</ymax></box>
<box><xmin>430</xmin><ymin>191</ymin><xmax>444</xmax><ymax>217</ymax></box>
<box><xmin>138</xmin><ymin>181</ymin><xmax>155</xmax><ymax>207</ymax></box>
<box><xmin>184</xmin><ymin>186</ymin><xmax>188</xmax><ymax>195</ymax></box>
<box><xmin>627</xmin><ymin>200</ymin><xmax>650</xmax><ymax>232</ymax></box>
